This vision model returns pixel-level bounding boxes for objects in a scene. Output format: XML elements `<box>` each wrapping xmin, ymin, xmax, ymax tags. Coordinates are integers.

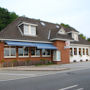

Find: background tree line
<box><xmin>0</xmin><ymin>7</ymin><xmax>18</xmax><ymax>31</ymax></box>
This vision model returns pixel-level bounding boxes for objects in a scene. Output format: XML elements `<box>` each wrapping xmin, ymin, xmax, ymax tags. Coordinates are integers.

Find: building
<box><xmin>0</xmin><ymin>17</ymin><xmax>90</xmax><ymax>65</ymax></box>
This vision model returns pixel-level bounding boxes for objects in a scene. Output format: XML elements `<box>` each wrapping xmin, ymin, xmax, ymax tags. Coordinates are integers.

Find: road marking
<box><xmin>76</xmin><ymin>88</ymin><xmax>84</xmax><ymax>90</ymax></box>
<box><xmin>59</xmin><ymin>85</ymin><xmax>78</xmax><ymax>90</ymax></box>
<box><xmin>0</xmin><ymin>73</ymin><xmax>35</xmax><ymax>76</ymax></box>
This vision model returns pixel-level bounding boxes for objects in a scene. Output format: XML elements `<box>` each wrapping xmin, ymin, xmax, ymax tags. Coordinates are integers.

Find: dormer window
<box><xmin>24</xmin><ymin>24</ymin><xmax>36</xmax><ymax>36</ymax></box>
<box><xmin>40</xmin><ymin>22</ymin><xmax>46</xmax><ymax>26</ymax></box>
<box><xmin>72</xmin><ymin>32</ymin><xmax>79</xmax><ymax>41</ymax></box>
<box><xmin>58</xmin><ymin>27</ymin><xmax>66</xmax><ymax>34</ymax></box>
<box><xmin>18</xmin><ymin>22</ymin><xmax>37</xmax><ymax>36</ymax></box>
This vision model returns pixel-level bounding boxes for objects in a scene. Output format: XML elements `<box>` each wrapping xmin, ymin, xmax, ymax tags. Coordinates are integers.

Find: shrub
<box><xmin>11</xmin><ymin>60</ymin><xmax>17</xmax><ymax>67</ymax></box>
<box><xmin>40</xmin><ymin>59</ymin><xmax>46</xmax><ymax>64</ymax></box>
<box><xmin>0</xmin><ymin>59</ymin><xmax>5</xmax><ymax>67</ymax></box>
<box><xmin>25</xmin><ymin>60</ymin><xmax>31</xmax><ymax>66</ymax></box>
<box><xmin>0</xmin><ymin>59</ymin><xmax>5</xmax><ymax>63</ymax></box>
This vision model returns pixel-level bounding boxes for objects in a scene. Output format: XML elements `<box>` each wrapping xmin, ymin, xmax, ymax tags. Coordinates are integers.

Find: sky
<box><xmin>0</xmin><ymin>0</ymin><xmax>90</xmax><ymax>38</ymax></box>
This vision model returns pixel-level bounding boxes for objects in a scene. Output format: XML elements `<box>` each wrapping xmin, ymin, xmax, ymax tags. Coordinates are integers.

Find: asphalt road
<box><xmin>0</xmin><ymin>68</ymin><xmax>90</xmax><ymax>90</ymax></box>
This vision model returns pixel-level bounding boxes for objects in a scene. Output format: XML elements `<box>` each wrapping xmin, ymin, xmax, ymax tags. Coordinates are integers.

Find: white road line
<box><xmin>0</xmin><ymin>73</ymin><xmax>35</xmax><ymax>76</ymax></box>
<box><xmin>0</xmin><ymin>73</ymin><xmax>53</xmax><ymax>82</ymax></box>
<box><xmin>0</xmin><ymin>76</ymin><xmax>34</xmax><ymax>82</ymax></box>
<box><xmin>76</xmin><ymin>88</ymin><xmax>84</xmax><ymax>90</ymax></box>
<box><xmin>59</xmin><ymin>85</ymin><xmax>78</xmax><ymax>90</ymax></box>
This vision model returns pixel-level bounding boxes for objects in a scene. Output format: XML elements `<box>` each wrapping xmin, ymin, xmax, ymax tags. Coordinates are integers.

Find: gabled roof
<box><xmin>0</xmin><ymin>17</ymin><xmax>73</xmax><ymax>41</ymax></box>
<box><xmin>0</xmin><ymin>17</ymin><xmax>89</xmax><ymax>45</ymax></box>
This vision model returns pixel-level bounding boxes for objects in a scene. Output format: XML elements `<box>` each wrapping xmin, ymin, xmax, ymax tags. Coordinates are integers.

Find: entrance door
<box><xmin>53</xmin><ymin>50</ymin><xmax>61</xmax><ymax>61</ymax></box>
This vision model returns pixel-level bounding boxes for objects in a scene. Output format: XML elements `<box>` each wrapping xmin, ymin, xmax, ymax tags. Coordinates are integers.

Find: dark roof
<box><xmin>61</xmin><ymin>25</ymin><xmax>79</xmax><ymax>33</ymax></box>
<box><xmin>50</xmin><ymin>28</ymin><xmax>73</xmax><ymax>40</ymax></box>
<box><xmin>71</xmin><ymin>36</ymin><xmax>90</xmax><ymax>45</ymax></box>
<box><xmin>0</xmin><ymin>17</ymin><xmax>89</xmax><ymax>45</ymax></box>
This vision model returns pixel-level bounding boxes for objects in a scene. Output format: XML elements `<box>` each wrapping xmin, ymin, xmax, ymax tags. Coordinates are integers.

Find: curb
<box><xmin>0</xmin><ymin>68</ymin><xmax>70</xmax><ymax>71</ymax></box>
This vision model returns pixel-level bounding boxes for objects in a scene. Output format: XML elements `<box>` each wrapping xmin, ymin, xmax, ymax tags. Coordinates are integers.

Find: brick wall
<box><xmin>0</xmin><ymin>42</ymin><xmax>4</xmax><ymax>61</ymax></box>
<box><xmin>0</xmin><ymin>41</ymin><xmax>70</xmax><ymax>65</ymax></box>
<box><xmin>53</xmin><ymin>40</ymin><xmax>70</xmax><ymax>64</ymax></box>
<box><xmin>0</xmin><ymin>44</ymin><xmax>52</xmax><ymax>64</ymax></box>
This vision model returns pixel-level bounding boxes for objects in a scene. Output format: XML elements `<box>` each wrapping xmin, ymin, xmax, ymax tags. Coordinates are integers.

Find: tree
<box><xmin>79</xmin><ymin>34</ymin><xmax>86</xmax><ymax>40</ymax></box>
<box><xmin>87</xmin><ymin>38</ymin><xmax>90</xmax><ymax>41</ymax></box>
<box><xmin>0</xmin><ymin>7</ymin><xmax>18</xmax><ymax>31</ymax></box>
<box><xmin>61</xmin><ymin>23</ymin><xmax>71</xmax><ymax>28</ymax></box>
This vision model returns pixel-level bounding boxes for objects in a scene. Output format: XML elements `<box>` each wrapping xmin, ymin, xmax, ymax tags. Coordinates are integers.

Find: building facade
<box><xmin>0</xmin><ymin>17</ymin><xmax>90</xmax><ymax>65</ymax></box>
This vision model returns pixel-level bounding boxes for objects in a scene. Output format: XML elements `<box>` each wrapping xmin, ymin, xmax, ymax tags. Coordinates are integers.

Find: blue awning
<box><xmin>36</xmin><ymin>43</ymin><xmax>57</xmax><ymax>50</ymax></box>
<box><xmin>5</xmin><ymin>41</ymin><xmax>37</xmax><ymax>47</ymax></box>
<box><xmin>5</xmin><ymin>41</ymin><xmax>57</xmax><ymax>50</ymax></box>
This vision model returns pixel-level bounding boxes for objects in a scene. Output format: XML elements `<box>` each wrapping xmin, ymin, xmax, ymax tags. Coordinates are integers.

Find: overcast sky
<box><xmin>0</xmin><ymin>0</ymin><xmax>90</xmax><ymax>37</ymax></box>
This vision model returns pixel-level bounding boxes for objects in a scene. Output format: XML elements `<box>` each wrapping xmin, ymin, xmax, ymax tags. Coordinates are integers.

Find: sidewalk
<box><xmin>0</xmin><ymin>62</ymin><xmax>90</xmax><ymax>71</ymax></box>
<box><xmin>0</xmin><ymin>65</ymin><xmax>69</xmax><ymax>71</ymax></box>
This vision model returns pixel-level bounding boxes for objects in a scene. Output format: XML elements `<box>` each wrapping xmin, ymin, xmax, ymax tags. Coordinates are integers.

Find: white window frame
<box><xmin>24</xmin><ymin>24</ymin><xmax>30</xmax><ymax>35</ymax></box>
<box><xmin>42</xmin><ymin>49</ymin><xmax>51</xmax><ymax>57</ymax></box>
<box><xmin>18</xmin><ymin>47</ymin><xmax>29</xmax><ymax>58</ymax></box>
<box><xmin>31</xmin><ymin>48</ymin><xmax>40</xmax><ymax>57</ymax></box>
<box><xmin>30</xmin><ymin>25</ymin><xmax>36</xmax><ymax>36</ymax></box>
<box><xmin>24</xmin><ymin>24</ymin><xmax>36</xmax><ymax>36</ymax></box>
<box><xmin>4</xmin><ymin>46</ymin><xmax>16</xmax><ymax>58</ymax></box>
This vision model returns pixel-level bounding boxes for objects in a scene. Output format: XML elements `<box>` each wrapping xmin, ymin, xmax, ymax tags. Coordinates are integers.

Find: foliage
<box><xmin>25</xmin><ymin>60</ymin><xmax>31</xmax><ymax>66</ymax></box>
<box><xmin>0</xmin><ymin>59</ymin><xmax>5</xmax><ymax>63</ymax></box>
<box><xmin>12</xmin><ymin>60</ymin><xmax>17</xmax><ymax>64</ymax></box>
<box><xmin>11</xmin><ymin>60</ymin><xmax>17</xmax><ymax>67</ymax></box>
<box><xmin>25</xmin><ymin>60</ymin><xmax>31</xmax><ymax>63</ymax></box>
<box><xmin>87</xmin><ymin>38</ymin><xmax>90</xmax><ymax>41</ymax></box>
<box><xmin>79</xmin><ymin>34</ymin><xmax>86</xmax><ymax>40</ymax></box>
<box><xmin>0</xmin><ymin>7</ymin><xmax>18</xmax><ymax>31</ymax></box>
<box><xmin>61</xmin><ymin>23</ymin><xmax>71</xmax><ymax>28</ymax></box>
<box><xmin>35</xmin><ymin>59</ymin><xmax>54</xmax><ymax>66</ymax></box>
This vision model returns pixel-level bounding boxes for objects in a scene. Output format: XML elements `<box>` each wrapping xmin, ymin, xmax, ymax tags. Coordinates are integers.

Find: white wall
<box><xmin>70</xmin><ymin>45</ymin><xmax>90</xmax><ymax>62</ymax></box>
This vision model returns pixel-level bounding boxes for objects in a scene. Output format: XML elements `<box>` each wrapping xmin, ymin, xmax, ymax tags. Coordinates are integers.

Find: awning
<box><xmin>5</xmin><ymin>41</ymin><xmax>57</xmax><ymax>50</ymax></box>
<box><xmin>5</xmin><ymin>41</ymin><xmax>37</xmax><ymax>47</ymax></box>
<box><xmin>36</xmin><ymin>43</ymin><xmax>57</xmax><ymax>50</ymax></box>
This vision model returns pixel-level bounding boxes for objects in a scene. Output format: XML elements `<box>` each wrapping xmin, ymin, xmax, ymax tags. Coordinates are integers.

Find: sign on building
<box><xmin>64</xmin><ymin>40</ymin><xmax>70</xmax><ymax>49</ymax></box>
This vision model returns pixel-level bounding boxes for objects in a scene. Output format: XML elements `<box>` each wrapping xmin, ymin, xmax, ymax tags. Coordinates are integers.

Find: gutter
<box><xmin>70</xmin><ymin>44</ymin><xmax>90</xmax><ymax>47</ymax></box>
<box><xmin>50</xmin><ymin>38</ymin><xmax>74</xmax><ymax>41</ymax></box>
<box><xmin>0</xmin><ymin>38</ymin><xmax>52</xmax><ymax>43</ymax></box>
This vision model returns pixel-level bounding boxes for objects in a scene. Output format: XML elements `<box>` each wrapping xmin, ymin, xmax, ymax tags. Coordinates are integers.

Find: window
<box><xmin>58</xmin><ymin>28</ymin><xmax>66</xmax><ymax>34</ymax></box>
<box><xmin>40</xmin><ymin>22</ymin><xmax>46</xmax><ymax>26</ymax></box>
<box><xmin>31</xmin><ymin>48</ymin><xmax>40</xmax><ymax>57</ymax></box>
<box><xmin>70</xmin><ymin>48</ymin><xmax>73</xmax><ymax>56</ymax></box>
<box><xmin>86</xmin><ymin>49</ymin><xmax>89</xmax><ymax>55</ymax></box>
<box><xmin>72</xmin><ymin>33</ymin><xmax>78</xmax><ymax>41</ymax></box>
<box><xmin>24</xmin><ymin>24</ymin><xmax>36</xmax><ymax>36</ymax></box>
<box><xmin>79</xmin><ymin>48</ymin><xmax>81</xmax><ymax>55</ymax></box>
<box><xmin>11</xmin><ymin>48</ymin><xmax>16</xmax><ymax>56</ymax></box>
<box><xmin>42</xmin><ymin>49</ymin><xmax>51</xmax><ymax>57</ymax></box>
<box><xmin>31</xmin><ymin>26</ymin><xmax>36</xmax><ymax>36</ymax></box>
<box><xmin>18</xmin><ymin>47</ymin><xmax>29</xmax><ymax>57</ymax></box>
<box><xmin>83</xmin><ymin>48</ymin><xmax>85</xmax><ymax>55</ymax></box>
<box><xmin>4</xmin><ymin>48</ymin><xmax>9</xmax><ymax>56</ymax></box>
<box><xmin>4</xmin><ymin>47</ymin><xmax>16</xmax><ymax>58</ymax></box>
<box><xmin>24</xmin><ymin>24</ymin><xmax>30</xmax><ymax>35</ymax></box>
<box><xmin>24</xmin><ymin>47</ymin><xmax>29</xmax><ymax>56</ymax></box>
<box><xmin>74</xmin><ymin>48</ymin><xmax>77</xmax><ymax>55</ymax></box>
